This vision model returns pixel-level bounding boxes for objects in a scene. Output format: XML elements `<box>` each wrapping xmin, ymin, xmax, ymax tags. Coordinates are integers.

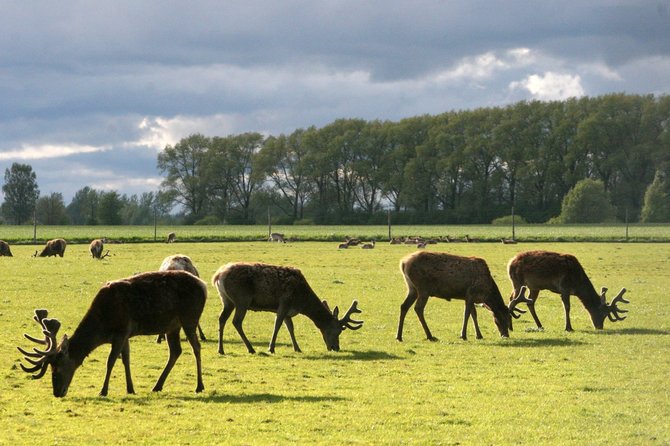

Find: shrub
<box><xmin>555</xmin><ymin>179</ymin><xmax>617</xmax><ymax>223</ymax></box>
<box><xmin>641</xmin><ymin>170</ymin><xmax>670</xmax><ymax>222</ymax></box>
<box><xmin>491</xmin><ymin>214</ymin><xmax>527</xmax><ymax>225</ymax></box>
<box><xmin>193</xmin><ymin>215</ymin><xmax>220</xmax><ymax>225</ymax></box>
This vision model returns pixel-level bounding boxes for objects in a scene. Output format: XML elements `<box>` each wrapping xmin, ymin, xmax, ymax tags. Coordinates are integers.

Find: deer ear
<box><xmin>322</xmin><ymin>300</ymin><xmax>331</xmax><ymax>312</ymax></box>
<box><xmin>332</xmin><ymin>306</ymin><xmax>340</xmax><ymax>318</ymax></box>
<box><xmin>60</xmin><ymin>335</ymin><xmax>69</xmax><ymax>354</ymax></box>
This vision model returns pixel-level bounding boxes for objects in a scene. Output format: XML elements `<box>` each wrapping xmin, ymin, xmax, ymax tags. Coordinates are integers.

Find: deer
<box><xmin>507</xmin><ymin>250</ymin><xmax>630</xmax><ymax>331</ymax></box>
<box><xmin>501</xmin><ymin>238</ymin><xmax>517</xmax><ymax>245</ymax></box>
<box><xmin>166</xmin><ymin>232</ymin><xmax>176</xmax><ymax>243</ymax></box>
<box><xmin>389</xmin><ymin>237</ymin><xmax>403</xmax><ymax>245</ymax></box>
<box><xmin>212</xmin><ymin>262</ymin><xmax>363</xmax><ymax>354</ymax></box>
<box><xmin>157</xmin><ymin>255</ymin><xmax>207</xmax><ymax>342</ymax></box>
<box><xmin>269</xmin><ymin>232</ymin><xmax>286</xmax><ymax>243</ymax></box>
<box><xmin>0</xmin><ymin>240</ymin><xmax>12</xmax><ymax>256</ymax></box>
<box><xmin>89</xmin><ymin>239</ymin><xmax>110</xmax><ymax>259</ymax></box>
<box><xmin>361</xmin><ymin>240</ymin><xmax>376</xmax><ymax>249</ymax></box>
<box><xmin>34</xmin><ymin>238</ymin><xmax>67</xmax><ymax>257</ymax></box>
<box><xmin>17</xmin><ymin>270</ymin><xmax>207</xmax><ymax>397</ymax></box>
<box><xmin>396</xmin><ymin>251</ymin><xmax>512</xmax><ymax>341</ymax></box>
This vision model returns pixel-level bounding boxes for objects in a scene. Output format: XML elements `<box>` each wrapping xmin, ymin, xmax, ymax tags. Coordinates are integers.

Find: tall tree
<box><xmin>67</xmin><ymin>187</ymin><xmax>100</xmax><ymax>225</ymax></box>
<box><xmin>36</xmin><ymin>192</ymin><xmax>69</xmax><ymax>225</ymax></box>
<box><xmin>98</xmin><ymin>191</ymin><xmax>124</xmax><ymax>225</ymax></box>
<box><xmin>2</xmin><ymin>163</ymin><xmax>40</xmax><ymax>224</ymax></box>
<box><xmin>157</xmin><ymin>133</ymin><xmax>210</xmax><ymax>220</ymax></box>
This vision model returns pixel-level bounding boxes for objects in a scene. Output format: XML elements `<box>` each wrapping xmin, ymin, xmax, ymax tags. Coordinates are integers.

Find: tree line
<box><xmin>158</xmin><ymin>93</ymin><xmax>670</xmax><ymax>224</ymax></box>
<box><xmin>2</xmin><ymin>93</ymin><xmax>670</xmax><ymax>226</ymax></box>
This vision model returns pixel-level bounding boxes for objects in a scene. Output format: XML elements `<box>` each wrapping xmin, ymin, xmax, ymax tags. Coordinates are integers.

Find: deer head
<box><xmin>18</xmin><ymin>309</ymin><xmax>77</xmax><ymax>397</ymax></box>
<box><xmin>597</xmin><ymin>287</ymin><xmax>629</xmax><ymax>327</ymax></box>
<box><xmin>507</xmin><ymin>286</ymin><xmax>533</xmax><ymax>331</ymax></box>
<box><xmin>320</xmin><ymin>300</ymin><xmax>364</xmax><ymax>351</ymax></box>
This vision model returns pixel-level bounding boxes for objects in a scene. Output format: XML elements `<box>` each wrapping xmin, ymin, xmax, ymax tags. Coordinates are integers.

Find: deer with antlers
<box><xmin>17</xmin><ymin>270</ymin><xmax>207</xmax><ymax>397</ymax></box>
<box><xmin>212</xmin><ymin>262</ymin><xmax>363</xmax><ymax>354</ymax></box>
<box><xmin>89</xmin><ymin>239</ymin><xmax>110</xmax><ymax>259</ymax></box>
<box><xmin>506</xmin><ymin>250</ymin><xmax>629</xmax><ymax>331</ymax></box>
<box><xmin>397</xmin><ymin>251</ymin><xmax>514</xmax><ymax>341</ymax></box>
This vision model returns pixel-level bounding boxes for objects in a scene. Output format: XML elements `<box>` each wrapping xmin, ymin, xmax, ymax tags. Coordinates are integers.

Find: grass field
<box><xmin>1</xmin><ymin>240</ymin><xmax>668</xmax><ymax>445</ymax></box>
<box><xmin>1</xmin><ymin>222</ymin><xmax>669</xmax><ymax>244</ymax></box>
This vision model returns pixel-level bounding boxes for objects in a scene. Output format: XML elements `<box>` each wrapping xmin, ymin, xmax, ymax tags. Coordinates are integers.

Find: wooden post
<box><xmin>625</xmin><ymin>208</ymin><xmax>629</xmax><ymax>241</ymax></box>
<box><xmin>387</xmin><ymin>209</ymin><xmax>392</xmax><ymax>241</ymax></box>
<box><xmin>153</xmin><ymin>207</ymin><xmax>157</xmax><ymax>242</ymax></box>
<box><xmin>511</xmin><ymin>205</ymin><xmax>516</xmax><ymax>241</ymax></box>
<box><xmin>268</xmin><ymin>207</ymin><xmax>272</xmax><ymax>239</ymax></box>
<box><xmin>33</xmin><ymin>208</ymin><xmax>37</xmax><ymax>245</ymax></box>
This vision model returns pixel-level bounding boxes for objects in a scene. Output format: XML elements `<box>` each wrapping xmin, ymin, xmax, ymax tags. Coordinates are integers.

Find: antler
<box><xmin>601</xmin><ymin>287</ymin><xmax>629</xmax><ymax>322</ymax></box>
<box><xmin>508</xmin><ymin>286</ymin><xmax>533</xmax><ymax>319</ymax></box>
<box><xmin>338</xmin><ymin>300</ymin><xmax>364</xmax><ymax>330</ymax></box>
<box><xmin>17</xmin><ymin>309</ymin><xmax>60</xmax><ymax>379</ymax></box>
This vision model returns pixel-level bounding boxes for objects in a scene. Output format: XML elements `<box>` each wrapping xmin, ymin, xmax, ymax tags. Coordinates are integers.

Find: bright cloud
<box><xmin>509</xmin><ymin>72</ymin><xmax>585</xmax><ymax>100</ymax></box>
<box><xmin>0</xmin><ymin>143</ymin><xmax>108</xmax><ymax>161</ymax></box>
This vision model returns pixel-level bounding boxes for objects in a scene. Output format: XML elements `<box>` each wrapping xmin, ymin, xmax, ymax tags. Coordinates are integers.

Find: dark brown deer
<box><xmin>0</xmin><ymin>240</ymin><xmax>12</xmax><ymax>256</ymax></box>
<box><xmin>507</xmin><ymin>250</ymin><xmax>629</xmax><ymax>331</ymax></box>
<box><xmin>166</xmin><ymin>232</ymin><xmax>176</xmax><ymax>243</ymax></box>
<box><xmin>212</xmin><ymin>262</ymin><xmax>363</xmax><ymax>354</ymax></box>
<box><xmin>34</xmin><ymin>238</ymin><xmax>67</xmax><ymax>257</ymax></box>
<box><xmin>89</xmin><ymin>239</ymin><xmax>110</xmax><ymax>259</ymax></box>
<box><xmin>17</xmin><ymin>270</ymin><xmax>207</xmax><ymax>397</ymax></box>
<box><xmin>157</xmin><ymin>254</ymin><xmax>207</xmax><ymax>342</ymax></box>
<box><xmin>361</xmin><ymin>240</ymin><xmax>376</xmax><ymax>249</ymax></box>
<box><xmin>397</xmin><ymin>251</ymin><xmax>511</xmax><ymax>341</ymax></box>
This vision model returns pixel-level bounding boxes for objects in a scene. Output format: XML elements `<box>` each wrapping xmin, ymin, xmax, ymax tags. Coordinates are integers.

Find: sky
<box><xmin>1</xmin><ymin>1</ymin><xmax>669</xmax><ymax>203</ymax></box>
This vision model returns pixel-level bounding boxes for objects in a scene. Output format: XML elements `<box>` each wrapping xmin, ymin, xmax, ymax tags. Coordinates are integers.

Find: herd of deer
<box><xmin>10</xmin><ymin>236</ymin><xmax>630</xmax><ymax>398</ymax></box>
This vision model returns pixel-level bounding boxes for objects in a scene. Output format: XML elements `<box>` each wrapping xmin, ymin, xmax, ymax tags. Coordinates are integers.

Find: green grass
<box><xmin>1</xmin><ymin>241</ymin><xmax>668</xmax><ymax>445</ymax></box>
<box><xmin>1</xmin><ymin>223</ymin><xmax>669</xmax><ymax>244</ymax></box>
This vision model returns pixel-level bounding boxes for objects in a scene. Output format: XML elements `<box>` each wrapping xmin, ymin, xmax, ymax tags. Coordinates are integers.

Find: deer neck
<box><xmin>67</xmin><ymin>315</ymin><xmax>108</xmax><ymax>366</ymax></box>
<box><xmin>301</xmin><ymin>295</ymin><xmax>336</xmax><ymax>329</ymax></box>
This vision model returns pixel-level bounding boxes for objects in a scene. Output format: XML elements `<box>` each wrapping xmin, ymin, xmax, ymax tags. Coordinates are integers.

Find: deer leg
<box><xmin>231</xmin><ymin>306</ymin><xmax>256</xmax><ymax>354</ymax></box>
<box><xmin>218</xmin><ymin>300</ymin><xmax>235</xmax><ymax>355</ymax></box>
<box><xmin>153</xmin><ymin>330</ymin><xmax>182</xmax><ymax>392</ymax></box>
<box><xmin>526</xmin><ymin>289</ymin><xmax>543</xmax><ymax>329</ymax></box>
<box><xmin>414</xmin><ymin>294</ymin><xmax>437</xmax><ymax>342</ymax></box>
<box><xmin>100</xmin><ymin>337</ymin><xmax>126</xmax><ymax>396</ymax></box>
<box><xmin>461</xmin><ymin>301</ymin><xmax>472</xmax><ymax>340</ymax></box>
<box><xmin>469</xmin><ymin>304</ymin><xmax>483</xmax><ymax>339</ymax></box>
<box><xmin>397</xmin><ymin>288</ymin><xmax>418</xmax><ymax>341</ymax></box>
<box><xmin>269</xmin><ymin>306</ymin><xmax>289</xmax><ymax>353</ymax></box>
<box><xmin>183</xmin><ymin>325</ymin><xmax>204</xmax><ymax>393</ymax></box>
<box><xmin>197</xmin><ymin>323</ymin><xmax>206</xmax><ymax>341</ymax></box>
<box><xmin>560</xmin><ymin>293</ymin><xmax>573</xmax><ymax>332</ymax></box>
<box><xmin>156</xmin><ymin>333</ymin><xmax>165</xmax><ymax>344</ymax></box>
<box><xmin>283</xmin><ymin>317</ymin><xmax>302</xmax><ymax>353</ymax></box>
<box><xmin>120</xmin><ymin>340</ymin><xmax>135</xmax><ymax>394</ymax></box>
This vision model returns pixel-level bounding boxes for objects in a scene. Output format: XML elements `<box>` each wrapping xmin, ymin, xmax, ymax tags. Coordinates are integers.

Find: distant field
<box><xmin>1</xmin><ymin>223</ymin><xmax>669</xmax><ymax>244</ymax></box>
<box><xmin>1</xmin><ymin>241</ymin><xmax>668</xmax><ymax>445</ymax></box>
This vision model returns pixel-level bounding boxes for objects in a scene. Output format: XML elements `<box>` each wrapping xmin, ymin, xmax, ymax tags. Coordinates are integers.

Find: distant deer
<box><xmin>345</xmin><ymin>237</ymin><xmax>361</xmax><ymax>246</ymax></box>
<box><xmin>507</xmin><ymin>250</ymin><xmax>629</xmax><ymax>331</ymax></box>
<box><xmin>501</xmin><ymin>238</ymin><xmax>517</xmax><ymax>245</ymax></box>
<box><xmin>212</xmin><ymin>262</ymin><xmax>363</xmax><ymax>354</ymax></box>
<box><xmin>157</xmin><ymin>255</ymin><xmax>207</xmax><ymax>342</ymax></box>
<box><xmin>269</xmin><ymin>232</ymin><xmax>286</xmax><ymax>243</ymax></box>
<box><xmin>89</xmin><ymin>239</ymin><xmax>110</xmax><ymax>259</ymax></box>
<box><xmin>338</xmin><ymin>242</ymin><xmax>350</xmax><ymax>249</ymax></box>
<box><xmin>389</xmin><ymin>237</ymin><xmax>403</xmax><ymax>245</ymax></box>
<box><xmin>0</xmin><ymin>240</ymin><xmax>12</xmax><ymax>256</ymax></box>
<box><xmin>361</xmin><ymin>241</ymin><xmax>375</xmax><ymax>249</ymax></box>
<box><xmin>34</xmin><ymin>238</ymin><xmax>67</xmax><ymax>257</ymax></box>
<box><xmin>166</xmin><ymin>232</ymin><xmax>176</xmax><ymax>243</ymax></box>
<box><xmin>397</xmin><ymin>251</ymin><xmax>512</xmax><ymax>341</ymax></box>
<box><xmin>17</xmin><ymin>271</ymin><xmax>207</xmax><ymax>397</ymax></box>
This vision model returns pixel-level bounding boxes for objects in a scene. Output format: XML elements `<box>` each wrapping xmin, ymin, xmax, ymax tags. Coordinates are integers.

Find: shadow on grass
<box><xmin>301</xmin><ymin>350</ymin><xmax>403</xmax><ymax>361</ymax></box>
<box><xmin>499</xmin><ymin>337</ymin><xmax>587</xmax><ymax>348</ymax></box>
<box><xmin>589</xmin><ymin>327</ymin><xmax>670</xmax><ymax>336</ymax></box>
<box><xmin>72</xmin><ymin>392</ymin><xmax>346</xmax><ymax>405</ymax></box>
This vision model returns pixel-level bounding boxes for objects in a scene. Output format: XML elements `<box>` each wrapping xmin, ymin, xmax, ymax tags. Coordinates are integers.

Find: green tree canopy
<box><xmin>555</xmin><ymin>179</ymin><xmax>616</xmax><ymax>223</ymax></box>
<box><xmin>641</xmin><ymin>169</ymin><xmax>670</xmax><ymax>222</ymax></box>
<box><xmin>36</xmin><ymin>192</ymin><xmax>69</xmax><ymax>225</ymax></box>
<box><xmin>1</xmin><ymin>163</ymin><xmax>40</xmax><ymax>224</ymax></box>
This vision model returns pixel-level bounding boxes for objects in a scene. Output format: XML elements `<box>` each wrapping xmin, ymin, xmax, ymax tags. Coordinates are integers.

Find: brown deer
<box><xmin>269</xmin><ymin>232</ymin><xmax>286</xmax><ymax>243</ymax></box>
<box><xmin>507</xmin><ymin>250</ymin><xmax>629</xmax><ymax>331</ymax></box>
<box><xmin>34</xmin><ymin>238</ymin><xmax>67</xmax><ymax>257</ymax></box>
<box><xmin>89</xmin><ymin>239</ymin><xmax>110</xmax><ymax>259</ymax></box>
<box><xmin>0</xmin><ymin>240</ymin><xmax>12</xmax><ymax>256</ymax></box>
<box><xmin>361</xmin><ymin>240</ymin><xmax>376</xmax><ymax>249</ymax></box>
<box><xmin>157</xmin><ymin>255</ymin><xmax>207</xmax><ymax>342</ymax></box>
<box><xmin>397</xmin><ymin>251</ymin><xmax>511</xmax><ymax>341</ymax></box>
<box><xmin>212</xmin><ymin>262</ymin><xmax>363</xmax><ymax>354</ymax></box>
<box><xmin>17</xmin><ymin>270</ymin><xmax>207</xmax><ymax>397</ymax></box>
<box><xmin>166</xmin><ymin>232</ymin><xmax>176</xmax><ymax>243</ymax></box>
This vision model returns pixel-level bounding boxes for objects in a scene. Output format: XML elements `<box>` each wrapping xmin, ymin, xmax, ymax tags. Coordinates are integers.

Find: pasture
<box><xmin>1</xmin><ymin>239</ymin><xmax>668</xmax><ymax>445</ymax></box>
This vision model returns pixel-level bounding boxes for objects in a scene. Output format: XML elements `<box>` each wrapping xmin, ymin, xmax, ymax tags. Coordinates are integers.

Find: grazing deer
<box><xmin>0</xmin><ymin>240</ymin><xmax>12</xmax><ymax>256</ymax></box>
<box><xmin>212</xmin><ymin>262</ymin><xmax>363</xmax><ymax>354</ymax></box>
<box><xmin>34</xmin><ymin>238</ymin><xmax>67</xmax><ymax>257</ymax></box>
<box><xmin>89</xmin><ymin>239</ymin><xmax>110</xmax><ymax>259</ymax></box>
<box><xmin>507</xmin><ymin>250</ymin><xmax>629</xmax><ymax>331</ymax></box>
<box><xmin>269</xmin><ymin>232</ymin><xmax>286</xmax><ymax>243</ymax></box>
<box><xmin>361</xmin><ymin>241</ymin><xmax>375</xmax><ymax>249</ymax></box>
<box><xmin>397</xmin><ymin>251</ymin><xmax>511</xmax><ymax>341</ymax></box>
<box><xmin>17</xmin><ymin>271</ymin><xmax>207</xmax><ymax>397</ymax></box>
<box><xmin>157</xmin><ymin>255</ymin><xmax>207</xmax><ymax>342</ymax></box>
<box><xmin>166</xmin><ymin>232</ymin><xmax>176</xmax><ymax>243</ymax></box>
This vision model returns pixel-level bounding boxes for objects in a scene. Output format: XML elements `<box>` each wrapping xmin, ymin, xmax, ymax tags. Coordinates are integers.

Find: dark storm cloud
<box><xmin>1</xmin><ymin>0</ymin><xmax>668</xmax><ymax>201</ymax></box>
